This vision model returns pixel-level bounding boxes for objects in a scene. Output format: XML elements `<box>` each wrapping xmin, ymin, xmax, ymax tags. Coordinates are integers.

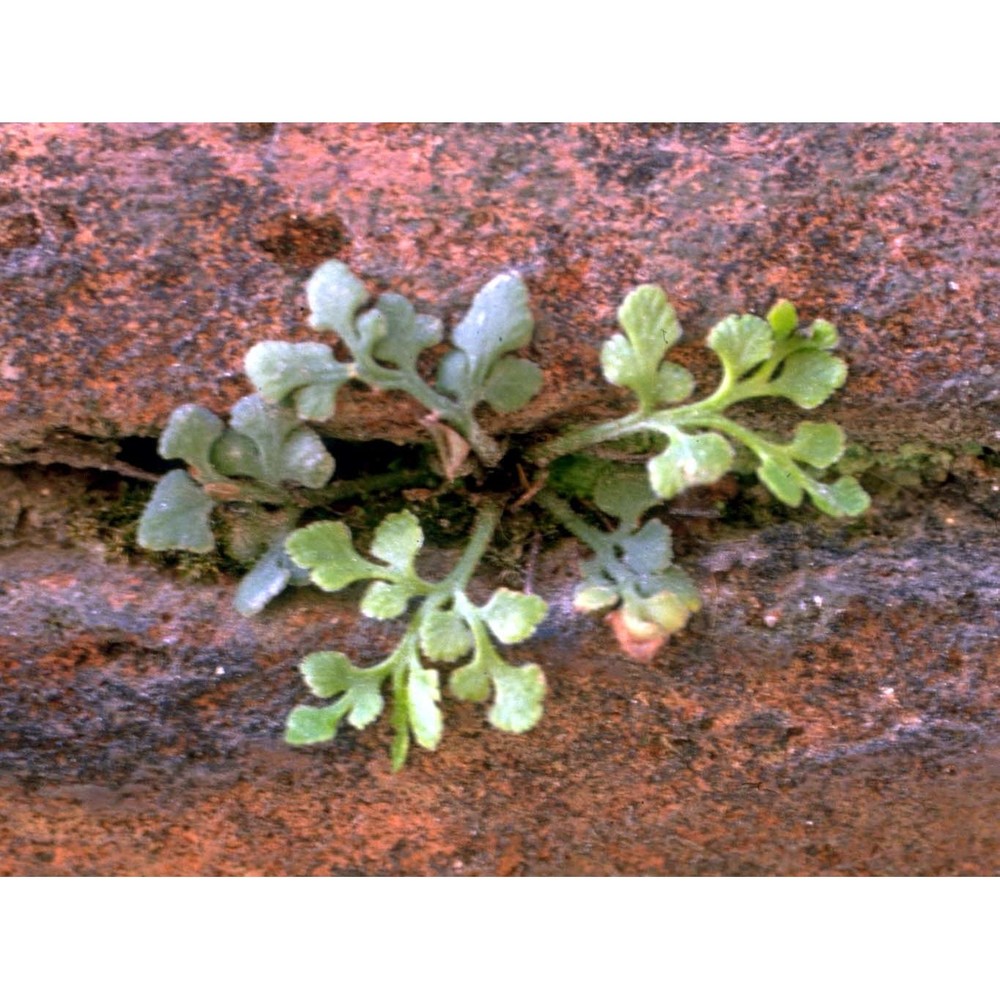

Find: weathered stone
<box><xmin>1</xmin><ymin>124</ymin><xmax>997</xmax><ymax>464</ymax></box>
<box><xmin>0</xmin><ymin>468</ymin><xmax>997</xmax><ymax>874</ymax></box>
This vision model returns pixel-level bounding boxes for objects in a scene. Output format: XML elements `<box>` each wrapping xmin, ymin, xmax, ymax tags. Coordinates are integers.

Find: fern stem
<box><xmin>354</xmin><ymin>358</ymin><xmax>505</xmax><ymax>467</ymax></box>
<box><xmin>670</xmin><ymin>411</ymin><xmax>778</xmax><ymax>460</ymax></box>
<box><xmin>202</xmin><ymin>466</ymin><xmax>437</xmax><ymax>508</ymax></box>
<box><xmin>444</xmin><ymin>500</ymin><xmax>501</xmax><ymax>590</ymax></box>
<box><xmin>526</xmin><ymin>412</ymin><xmax>647</xmax><ymax>466</ymax></box>
<box><xmin>534</xmin><ymin>490</ymin><xmax>612</xmax><ymax>557</ymax></box>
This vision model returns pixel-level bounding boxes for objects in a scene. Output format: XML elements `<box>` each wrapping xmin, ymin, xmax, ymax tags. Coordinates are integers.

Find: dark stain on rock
<box><xmin>235</xmin><ymin>123</ymin><xmax>278</xmax><ymax>142</ymax></box>
<box><xmin>46</xmin><ymin>203</ymin><xmax>78</xmax><ymax>232</ymax></box>
<box><xmin>581</xmin><ymin>130</ymin><xmax>681</xmax><ymax>190</ymax></box>
<box><xmin>0</xmin><ymin>211</ymin><xmax>41</xmax><ymax>251</ymax></box>
<box><xmin>617</xmin><ymin>150</ymin><xmax>681</xmax><ymax>188</ymax></box>
<box><xmin>674</xmin><ymin>123</ymin><xmax>732</xmax><ymax>145</ymax></box>
<box><xmin>736</xmin><ymin>711</ymin><xmax>800</xmax><ymax>750</ymax></box>
<box><xmin>255</xmin><ymin>211</ymin><xmax>350</xmax><ymax>270</ymax></box>
<box><xmin>143</xmin><ymin>244</ymin><xmax>202</xmax><ymax>287</ymax></box>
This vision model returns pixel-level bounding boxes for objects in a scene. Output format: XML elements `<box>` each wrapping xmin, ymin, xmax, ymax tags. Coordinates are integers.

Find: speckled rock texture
<box><xmin>1</xmin><ymin>123</ymin><xmax>997</xmax><ymax>461</ymax></box>
<box><xmin>1</xmin><ymin>124</ymin><xmax>997</xmax><ymax>875</ymax></box>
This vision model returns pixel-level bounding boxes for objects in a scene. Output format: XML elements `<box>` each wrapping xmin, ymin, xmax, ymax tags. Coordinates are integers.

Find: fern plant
<box><xmin>137</xmin><ymin>394</ymin><xmax>333</xmax><ymax>614</ymax></box>
<box><xmin>283</xmin><ymin>506</ymin><xmax>545</xmax><ymax>770</ymax></box>
<box><xmin>137</xmin><ymin>260</ymin><xmax>869</xmax><ymax>769</ymax></box>
<box><xmin>526</xmin><ymin>284</ymin><xmax>868</xmax><ymax>659</ymax></box>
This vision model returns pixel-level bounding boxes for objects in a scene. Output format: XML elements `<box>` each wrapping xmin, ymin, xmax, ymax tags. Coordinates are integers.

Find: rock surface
<box><xmin>2</xmin><ymin>491</ymin><xmax>996</xmax><ymax>875</ymax></box>
<box><xmin>2</xmin><ymin>124</ymin><xmax>997</xmax><ymax>462</ymax></box>
<box><xmin>0</xmin><ymin>124</ymin><xmax>997</xmax><ymax>875</ymax></box>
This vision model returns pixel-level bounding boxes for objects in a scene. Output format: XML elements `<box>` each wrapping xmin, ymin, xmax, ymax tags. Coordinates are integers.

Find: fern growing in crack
<box><xmin>137</xmin><ymin>259</ymin><xmax>870</xmax><ymax>768</ymax></box>
<box><xmin>137</xmin><ymin>394</ymin><xmax>332</xmax><ymax>614</ymax></box>
<box><xmin>526</xmin><ymin>285</ymin><xmax>868</xmax><ymax>657</ymax></box>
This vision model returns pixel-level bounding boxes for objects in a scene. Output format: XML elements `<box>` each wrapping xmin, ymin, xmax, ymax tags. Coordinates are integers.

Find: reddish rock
<box><xmin>1</xmin><ymin>124</ymin><xmax>997</xmax><ymax>463</ymax></box>
<box><xmin>0</xmin><ymin>469</ymin><xmax>997</xmax><ymax>875</ymax></box>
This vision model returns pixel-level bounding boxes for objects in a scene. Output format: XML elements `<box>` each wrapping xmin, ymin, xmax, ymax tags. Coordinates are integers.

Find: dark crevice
<box><xmin>315</xmin><ymin>437</ymin><xmax>426</xmax><ymax>481</ymax></box>
<box><xmin>115</xmin><ymin>435</ymin><xmax>172</xmax><ymax>476</ymax></box>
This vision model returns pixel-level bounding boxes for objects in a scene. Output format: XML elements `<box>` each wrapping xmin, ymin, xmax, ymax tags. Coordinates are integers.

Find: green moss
<box><xmin>837</xmin><ymin>442</ymin><xmax>963</xmax><ymax>489</ymax></box>
<box><xmin>64</xmin><ymin>479</ymin><xmax>149</xmax><ymax>557</ymax></box>
<box><xmin>547</xmin><ymin>454</ymin><xmax>616</xmax><ymax>500</ymax></box>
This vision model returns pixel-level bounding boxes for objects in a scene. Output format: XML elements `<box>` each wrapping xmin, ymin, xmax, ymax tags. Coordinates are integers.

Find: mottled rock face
<box><xmin>1</xmin><ymin>123</ymin><xmax>997</xmax><ymax>462</ymax></box>
<box><xmin>0</xmin><ymin>124</ymin><xmax>997</xmax><ymax>875</ymax></box>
